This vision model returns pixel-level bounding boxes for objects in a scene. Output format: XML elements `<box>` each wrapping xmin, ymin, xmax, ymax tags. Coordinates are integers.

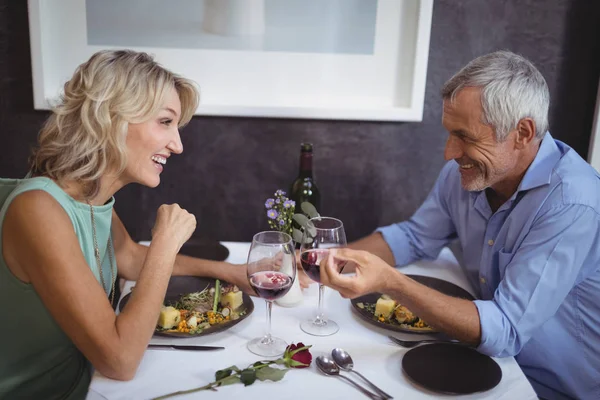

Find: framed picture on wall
<box><xmin>28</xmin><ymin>0</ymin><xmax>433</xmax><ymax>122</ymax></box>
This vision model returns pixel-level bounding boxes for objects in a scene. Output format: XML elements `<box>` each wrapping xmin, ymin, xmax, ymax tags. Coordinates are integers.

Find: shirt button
<box><xmin>487</xmin><ymin>239</ymin><xmax>494</xmax><ymax>246</ymax></box>
<box><xmin>480</xmin><ymin>277</ymin><xmax>486</xmax><ymax>284</ymax></box>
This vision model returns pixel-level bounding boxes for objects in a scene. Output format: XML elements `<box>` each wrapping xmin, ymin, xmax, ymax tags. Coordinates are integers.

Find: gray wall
<box><xmin>1</xmin><ymin>0</ymin><xmax>599</xmax><ymax>242</ymax></box>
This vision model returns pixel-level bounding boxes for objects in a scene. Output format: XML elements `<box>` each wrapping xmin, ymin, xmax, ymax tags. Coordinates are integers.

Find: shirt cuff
<box><xmin>375</xmin><ymin>223</ymin><xmax>415</xmax><ymax>267</ymax></box>
<box><xmin>474</xmin><ymin>299</ymin><xmax>515</xmax><ymax>357</ymax></box>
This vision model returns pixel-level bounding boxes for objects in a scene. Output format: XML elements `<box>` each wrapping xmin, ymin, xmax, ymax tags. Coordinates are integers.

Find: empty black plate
<box><xmin>402</xmin><ymin>343</ymin><xmax>502</xmax><ymax>394</ymax></box>
<box><xmin>178</xmin><ymin>237</ymin><xmax>229</xmax><ymax>261</ymax></box>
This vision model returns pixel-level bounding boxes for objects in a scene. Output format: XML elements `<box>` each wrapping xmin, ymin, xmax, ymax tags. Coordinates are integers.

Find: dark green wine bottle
<box><xmin>290</xmin><ymin>143</ymin><xmax>321</xmax><ymax>214</ymax></box>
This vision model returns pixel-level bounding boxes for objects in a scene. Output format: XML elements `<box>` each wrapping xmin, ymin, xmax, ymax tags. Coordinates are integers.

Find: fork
<box><xmin>388</xmin><ymin>335</ymin><xmax>465</xmax><ymax>348</ymax></box>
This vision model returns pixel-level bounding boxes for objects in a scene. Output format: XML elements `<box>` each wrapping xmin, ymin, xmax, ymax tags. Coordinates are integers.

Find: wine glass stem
<box><xmin>314</xmin><ymin>283</ymin><xmax>327</xmax><ymax>325</ymax></box>
<box><xmin>262</xmin><ymin>300</ymin><xmax>273</xmax><ymax>345</ymax></box>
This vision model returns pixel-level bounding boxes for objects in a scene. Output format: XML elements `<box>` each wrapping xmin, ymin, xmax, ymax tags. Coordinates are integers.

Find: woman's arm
<box><xmin>112</xmin><ymin>211</ymin><xmax>251</xmax><ymax>293</ymax></box>
<box><xmin>3</xmin><ymin>192</ymin><xmax>194</xmax><ymax>380</ymax></box>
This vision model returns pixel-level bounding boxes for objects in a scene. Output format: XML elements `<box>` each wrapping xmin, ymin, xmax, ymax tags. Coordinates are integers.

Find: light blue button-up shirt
<box><xmin>378</xmin><ymin>133</ymin><xmax>600</xmax><ymax>399</ymax></box>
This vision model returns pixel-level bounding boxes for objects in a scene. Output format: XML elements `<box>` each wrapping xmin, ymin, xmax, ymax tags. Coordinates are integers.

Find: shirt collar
<box><xmin>516</xmin><ymin>132</ymin><xmax>562</xmax><ymax>192</ymax></box>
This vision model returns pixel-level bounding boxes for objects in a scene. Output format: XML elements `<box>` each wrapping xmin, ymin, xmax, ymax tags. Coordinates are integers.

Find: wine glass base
<box><xmin>247</xmin><ymin>336</ymin><xmax>288</xmax><ymax>357</ymax></box>
<box><xmin>300</xmin><ymin>319</ymin><xmax>339</xmax><ymax>336</ymax></box>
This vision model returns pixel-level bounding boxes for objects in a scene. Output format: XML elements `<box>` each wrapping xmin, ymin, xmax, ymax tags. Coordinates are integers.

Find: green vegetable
<box><xmin>212</xmin><ymin>279</ymin><xmax>221</xmax><ymax>312</ymax></box>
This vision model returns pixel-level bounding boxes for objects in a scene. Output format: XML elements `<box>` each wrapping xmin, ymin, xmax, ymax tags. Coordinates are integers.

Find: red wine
<box><xmin>249</xmin><ymin>271</ymin><xmax>293</xmax><ymax>300</ymax></box>
<box><xmin>300</xmin><ymin>249</ymin><xmax>329</xmax><ymax>282</ymax></box>
<box><xmin>301</xmin><ymin>249</ymin><xmax>347</xmax><ymax>282</ymax></box>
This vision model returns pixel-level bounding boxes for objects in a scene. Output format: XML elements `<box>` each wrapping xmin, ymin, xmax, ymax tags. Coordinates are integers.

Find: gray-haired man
<box><xmin>321</xmin><ymin>51</ymin><xmax>600</xmax><ymax>399</ymax></box>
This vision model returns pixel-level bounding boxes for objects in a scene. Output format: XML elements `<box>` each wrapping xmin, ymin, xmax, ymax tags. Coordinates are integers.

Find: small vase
<box><xmin>275</xmin><ymin>253</ymin><xmax>303</xmax><ymax>307</ymax></box>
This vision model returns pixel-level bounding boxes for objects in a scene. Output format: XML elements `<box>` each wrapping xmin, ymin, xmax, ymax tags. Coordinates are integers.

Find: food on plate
<box><xmin>220</xmin><ymin>289</ymin><xmax>243</xmax><ymax>310</ymax></box>
<box><xmin>157</xmin><ymin>280</ymin><xmax>247</xmax><ymax>335</ymax></box>
<box><xmin>394</xmin><ymin>304</ymin><xmax>417</xmax><ymax>324</ymax></box>
<box><xmin>374</xmin><ymin>297</ymin><xmax>396</xmax><ymax>319</ymax></box>
<box><xmin>357</xmin><ymin>294</ymin><xmax>432</xmax><ymax>330</ymax></box>
<box><xmin>158</xmin><ymin>306</ymin><xmax>181</xmax><ymax>329</ymax></box>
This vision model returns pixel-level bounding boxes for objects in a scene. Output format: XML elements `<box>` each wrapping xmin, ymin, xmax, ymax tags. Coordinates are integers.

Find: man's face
<box><xmin>442</xmin><ymin>87</ymin><xmax>518</xmax><ymax>192</ymax></box>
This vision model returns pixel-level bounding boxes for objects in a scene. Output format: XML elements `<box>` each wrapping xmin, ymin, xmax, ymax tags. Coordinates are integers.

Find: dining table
<box><xmin>87</xmin><ymin>242</ymin><xmax>538</xmax><ymax>400</ymax></box>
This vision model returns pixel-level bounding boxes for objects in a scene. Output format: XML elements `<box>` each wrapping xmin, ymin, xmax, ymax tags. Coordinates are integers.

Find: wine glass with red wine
<box><xmin>246</xmin><ymin>231</ymin><xmax>297</xmax><ymax>356</ymax></box>
<box><xmin>299</xmin><ymin>217</ymin><xmax>347</xmax><ymax>336</ymax></box>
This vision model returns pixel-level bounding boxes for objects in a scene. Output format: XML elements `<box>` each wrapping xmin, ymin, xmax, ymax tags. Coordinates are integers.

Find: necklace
<box><xmin>88</xmin><ymin>200</ymin><xmax>116</xmax><ymax>306</ymax></box>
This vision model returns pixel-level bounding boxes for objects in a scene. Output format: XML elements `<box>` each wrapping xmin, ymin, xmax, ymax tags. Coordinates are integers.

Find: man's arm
<box><xmin>383</xmin><ymin>203</ymin><xmax>598</xmax><ymax>352</ymax></box>
<box><xmin>346</xmin><ymin>232</ymin><xmax>395</xmax><ymax>269</ymax></box>
<box><xmin>353</xmin><ymin>162</ymin><xmax>459</xmax><ymax>267</ymax></box>
<box><xmin>384</xmin><ymin>272</ymin><xmax>481</xmax><ymax>344</ymax></box>
<box><xmin>323</xmin><ymin>203</ymin><xmax>599</xmax><ymax>349</ymax></box>
<box><xmin>321</xmin><ymin>248</ymin><xmax>481</xmax><ymax>344</ymax></box>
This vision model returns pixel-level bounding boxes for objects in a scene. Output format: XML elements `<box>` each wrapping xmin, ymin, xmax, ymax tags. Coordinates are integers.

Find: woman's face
<box><xmin>123</xmin><ymin>87</ymin><xmax>183</xmax><ymax>188</ymax></box>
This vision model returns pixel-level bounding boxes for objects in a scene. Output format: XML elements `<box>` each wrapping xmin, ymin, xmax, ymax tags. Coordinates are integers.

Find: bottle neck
<box><xmin>298</xmin><ymin>153</ymin><xmax>313</xmax><ymax>178</ymax></box>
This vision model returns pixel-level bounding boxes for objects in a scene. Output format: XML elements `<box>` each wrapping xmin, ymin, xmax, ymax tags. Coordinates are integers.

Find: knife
<box><xmin>148</xmin><ymin>344</ymin><xmax>225</xmax><ymax>351</ymax></box>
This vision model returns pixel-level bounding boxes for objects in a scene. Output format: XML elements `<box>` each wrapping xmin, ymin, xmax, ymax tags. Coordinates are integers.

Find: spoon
<box><xmin>331</xmin><ymin>348</ymin><xmax>393</xmax><ymax>399</ymax></box>
<box><xmin>316</xmin><ymin>356</ymin><xmax>383</xmax><ymax>400</ymax></box>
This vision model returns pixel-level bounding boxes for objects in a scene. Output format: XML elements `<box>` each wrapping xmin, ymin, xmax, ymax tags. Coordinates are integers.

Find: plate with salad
<box><xmin>118</xmin><ymin>276</ymin><xmax>254</xmax><ymax>337</ymax></box>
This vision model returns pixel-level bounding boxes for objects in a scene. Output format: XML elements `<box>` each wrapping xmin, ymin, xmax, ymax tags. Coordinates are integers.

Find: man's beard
<box><xmin>460</xmin><ymin>166</ymin><xmax>489</xmax><ymax>191</ymax></box>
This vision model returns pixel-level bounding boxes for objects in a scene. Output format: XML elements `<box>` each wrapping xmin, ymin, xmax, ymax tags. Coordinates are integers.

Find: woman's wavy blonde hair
<box><xmin>29</xmin><ymin>50</ymin><xmax>199</xmax><ymax>197</ymax></box>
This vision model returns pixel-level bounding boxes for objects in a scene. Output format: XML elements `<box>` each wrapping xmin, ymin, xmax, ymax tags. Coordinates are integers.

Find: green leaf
<box><xmin>306</xmin><ymin>221</ymin><xmax>317</xmax><ymax>237</ymax></box>
<box><xmin>240</xmin><ymin>368</ymin><xmax>257</xmax><ymax>386</ymax></box>
<box><xmin>292</xmin><ymin>228</ymin><xmax>304</xmax><ymax>243</ymax></box>
<box><xmin>215</xmin><ymin>366</ymin><xmax>239</xmax><ymax>381</ymax></box>
<box><xmin>292</xmin><ymin>213</ymin><xmax>310</xmax><ymax>227</ymax></box>
<box><xmin>255</xmin><ymin>366</ymin><xmax>289</xmax><ymax>382</ymax></box>
<box><xmin>218</xmin><ymin>375</ymin><xmax>241</xmax><ymax>387</ymax></box>
<box><xmin>301</xmin><ymin>202</ymin><xmax>319</xmax><ymax>218</ymax></box>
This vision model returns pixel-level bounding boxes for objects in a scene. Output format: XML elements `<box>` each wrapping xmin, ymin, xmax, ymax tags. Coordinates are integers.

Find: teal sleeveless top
<box><xmin>0</xmin><ymin>177</ymin><xmax>115</xmax><ymax>399</ymax></box>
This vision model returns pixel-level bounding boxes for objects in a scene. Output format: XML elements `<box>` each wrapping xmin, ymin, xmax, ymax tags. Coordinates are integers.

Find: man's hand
<box><xmin>320</xmin><ymin>248</ymin><xmax>397</xmax><ymax>298</ymax></box>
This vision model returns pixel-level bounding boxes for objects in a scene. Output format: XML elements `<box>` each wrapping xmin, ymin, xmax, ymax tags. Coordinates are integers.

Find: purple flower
<box><xmin>279</xmin><ymin>219</ymin><xmax>285</xmax><ymax>226</ymax></box>
<box><xmin>275</xmin><ymin>190</ymin><xmax>286</xmax><ymax>196</ymax></box>
<box><xmin>267</xmin><ymin>209</ymin><xmax>279</xmax><ymax>219</ymax></box>
<box><xmin>275</xmin><ymin>198</ymin><xmax>280</xmax><ymax>204</ymax></box>
<box><xmin>265</xmin><ymin>198</ymin><xmax>275</xmax><ymax>209</ymax></box>
<box><xmin>283</xmin><ymin>200</ymin><xmax>295</xmax><ymax>209</ymax></box>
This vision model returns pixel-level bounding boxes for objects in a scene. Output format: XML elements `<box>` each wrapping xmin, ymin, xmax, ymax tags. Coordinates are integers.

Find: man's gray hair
<box><xmin>441</xmin><ymin>50</ymin><xmax>549</xmax><ymax>141</ymax></box>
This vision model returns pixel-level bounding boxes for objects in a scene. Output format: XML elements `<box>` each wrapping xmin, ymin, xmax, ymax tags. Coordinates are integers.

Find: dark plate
<box><xmin>402</xmin><ymin>343</ymin><xmax>502</xmax><ymax>394</ymax></box>
<box><xmin>118</xmin><ymin>276</ymin><xmax>253</xmax><ymax>338</ymax></box>
<box><xmin>350</xmin><ymin>275</ymin><xmax>474</xmax><ymax>334</ymax></box>
<box><xmin>178</xmin><ymin>237</ymin><xmax>230</xmax><ymax>261</ymax></box>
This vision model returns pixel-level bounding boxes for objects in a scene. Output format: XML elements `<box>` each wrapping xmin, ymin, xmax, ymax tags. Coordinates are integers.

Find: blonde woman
<box><xmin>0</xmin><ymin>50</ymin><xmax>248</xmax><ymax>399</ymax></box>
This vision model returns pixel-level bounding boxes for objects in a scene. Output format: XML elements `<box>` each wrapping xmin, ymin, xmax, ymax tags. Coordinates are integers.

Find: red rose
<box><xmin>283</xmin><ymin>342</ymin><xmax>312</xmax><ymax>368</ymax></box>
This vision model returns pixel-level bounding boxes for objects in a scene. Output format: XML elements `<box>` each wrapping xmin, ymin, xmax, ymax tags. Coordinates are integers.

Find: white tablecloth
<box><xmin>88</xmin><ymin>242</ymin><xmax>537</xmax><ymax>400</ymax></box>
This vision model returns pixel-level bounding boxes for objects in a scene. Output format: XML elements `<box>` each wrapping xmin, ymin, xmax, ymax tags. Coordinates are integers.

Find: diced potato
<box><xmin>158</xmin><ymin>306</ymin><xmax>181</xmax><ymax>329</ymax></box>
<box><xmin>220</xmin><ymin>291</ymin><xmax>243</xmax><ymax>310</ymax></box>
<box><xmin>375</xmin><ymin>298</ymin><xmax>396</xmax><ymax>319</ymax></box>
